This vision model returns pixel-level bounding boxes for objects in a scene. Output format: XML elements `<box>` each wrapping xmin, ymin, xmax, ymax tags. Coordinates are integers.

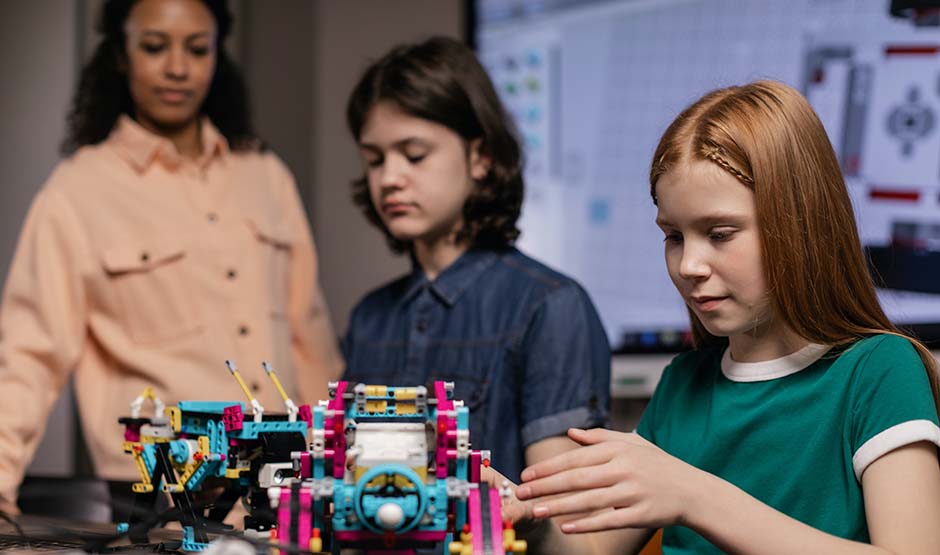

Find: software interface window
<box><xmin>477</xmin><ymin>0</ymin><xmax>940</xmax><ymax>352</ymax></box>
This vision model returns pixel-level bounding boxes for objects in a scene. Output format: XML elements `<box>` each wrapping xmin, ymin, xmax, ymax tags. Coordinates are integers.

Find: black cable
<box><xmin>0</xmin><ymin>509</ymin><xmax>31</xmax><ymax>550</ymax></box>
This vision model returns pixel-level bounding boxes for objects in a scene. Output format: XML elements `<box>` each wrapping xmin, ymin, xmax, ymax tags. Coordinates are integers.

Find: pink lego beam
<box><xmin>328</xmin><ymin>381</ymin><xmax>349</xmax><ymax>478</ymax></box>
<box><xmin>468</xmin><ymin>487</ymin><xmax>484</xmax><ymax>554</ymax></box>
<box><xmin>489</xmin><ymin>487</ymin><xmax>506</xmax><ymax>555</ymax></box>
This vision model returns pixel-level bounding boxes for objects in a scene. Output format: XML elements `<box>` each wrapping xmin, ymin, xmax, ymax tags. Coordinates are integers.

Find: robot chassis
<box><xmin>117</xmin><ymin>362</ymin><xmax>527</xmax><ymax>555</ymax></box>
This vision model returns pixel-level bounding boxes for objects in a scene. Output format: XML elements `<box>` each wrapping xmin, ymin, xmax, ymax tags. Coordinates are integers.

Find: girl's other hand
<box><xmin>515</xmin><ymin>428</ymin><xmax>707</xmax><ymax>533</ymax></box>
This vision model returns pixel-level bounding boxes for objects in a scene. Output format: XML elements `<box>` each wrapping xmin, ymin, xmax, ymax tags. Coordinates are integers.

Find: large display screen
<box><xmin>475</xmin><ymin>0</ymin><xmax>940</xmax><ymax>354</ymax></box>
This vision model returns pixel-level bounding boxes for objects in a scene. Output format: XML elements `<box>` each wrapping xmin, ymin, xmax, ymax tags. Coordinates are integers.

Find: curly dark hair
<box><xmin>346</xmin><ymin>36</ymin><xmax>524</xmax><ymax>254</ymax></box>
<box><xmin>61</xmin><ymin>0</ymin><xmax>261</xmax><ymax>154</ymax></box>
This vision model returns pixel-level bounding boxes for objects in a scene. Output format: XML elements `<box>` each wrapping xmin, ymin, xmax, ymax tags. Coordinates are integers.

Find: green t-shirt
<box><xmin>637</xmin><ymin>334</ymin><xmax>940</xmax><ymax>554</ymax></box>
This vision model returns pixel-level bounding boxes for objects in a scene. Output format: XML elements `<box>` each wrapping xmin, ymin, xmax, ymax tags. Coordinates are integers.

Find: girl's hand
<box><xmin>480</xmin><ymin>464</ymin><xmax>531</xmax><ymax>524</ymax></box>
<box><xmin>480</xmin><ymin>461</ymin><xmax>591</xmax><ymax>551</ymax></box>
<box><xmin>515</xmin><ymin>428</ymin><xmax>707</xmax><ymax>533</ymax></box>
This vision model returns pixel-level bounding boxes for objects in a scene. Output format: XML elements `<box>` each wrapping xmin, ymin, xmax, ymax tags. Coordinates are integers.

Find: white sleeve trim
<box><xmin>852</xmin><ymin>419</ymin><xmax>940</xmax><ymax>481</ymax></box>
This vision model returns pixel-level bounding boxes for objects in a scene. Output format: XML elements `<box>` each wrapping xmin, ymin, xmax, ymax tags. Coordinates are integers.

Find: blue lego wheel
<box><xmin>353</xmin><ymin>464</ymin><xmax>428</xmax><ymax>535</ymax></box>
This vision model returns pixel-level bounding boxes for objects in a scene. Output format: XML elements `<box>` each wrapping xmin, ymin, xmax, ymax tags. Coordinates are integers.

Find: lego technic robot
<box><xmin>118</xmin><ymin>365</ymin><xmax>525</xmax><ymax>554</ymax></box>
<box><xmin>117</xmin><ymin>361</ymin><xmax>311</xmax><ymax>550</ymax></box>
<box><xmin>272</xmin><ymin>380</ymin><xmax>526</xmax><ymax>554</ymax></box>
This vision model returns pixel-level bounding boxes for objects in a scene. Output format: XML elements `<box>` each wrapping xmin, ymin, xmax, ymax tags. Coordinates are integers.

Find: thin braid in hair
<box><xmin>704</xmin><ymin>149</ymin><xmax>754</xmax><ymax>186</ymax></box>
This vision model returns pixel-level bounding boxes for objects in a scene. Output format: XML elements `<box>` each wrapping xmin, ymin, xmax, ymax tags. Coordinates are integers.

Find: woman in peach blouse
<box><xmin>0</xmin><ymin>0</ymin><xmax>342</xmax><ymax>517</ymax></box>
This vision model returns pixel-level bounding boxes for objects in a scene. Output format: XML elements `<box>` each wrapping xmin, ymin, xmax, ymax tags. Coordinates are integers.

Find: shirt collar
<box><xmin>108</xmin><ymin>114</ymin><xmax>229</xmax><ymax>173</ymax></box>
<box><xmin>402</xmin><ymin>248</ymin><xmax>502</xmax><ymax>307</ymax></box>
<box><xmin>721</xmin><ymin>342</ymin><xmax>831</xmax><ymax>382</ymax></box>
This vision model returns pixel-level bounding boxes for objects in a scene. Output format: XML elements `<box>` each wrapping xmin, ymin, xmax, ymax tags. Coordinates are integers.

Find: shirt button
<box><xmin>238</xmin><ymin>325</ymin><xmax>250</xmax><ymax>336</ymax></box>
<box><xmin>227</xmin><ymin>269</ymin><xmax>237</xmax><ymax>279</ymax></box>
<box><xmin>416</xmin><ymin>320</ymin><xmax>428</xmax><ymax>332</ymax></box>
<box><xmin>207</xmin><ymin>212</ymin><xmax>218</xmax><ymax>223</ymax></box>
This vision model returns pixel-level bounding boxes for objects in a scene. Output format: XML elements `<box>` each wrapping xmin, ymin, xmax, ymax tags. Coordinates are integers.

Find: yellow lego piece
<box><xmin>394</xmin><ymin>388</ymin><xmax>417</xmax><ymax>400</ymax></box>
<box><xmin>395</xmin><ymin>403</ymin><xmax>417</xmax><ymax>415</ymax></box>
<box><xmin>265</xmin><ymin>364</ymin><xmax>292</xmax><ymax>404</ymax></box>
<box><xmin>363</xmin><ymin>473</ymin><xmax>389</xmax><ymax>488</ymax></box>
<box><xmin>507</xmin><ymin>539</ymin><xmax>527</xmax><ymax>553</ymax></box>
<box><xmin>365</xmin><ymin>385</ymin><xmax>387</xmax><ymax>397</ymax></box>
<box><xmin>123</xmin><ymin>441</ymin><xmax>154</xmax><ymax>485</ymax></box>
<box><xmin>449</xmin><ymin>541</ymin><xmax>471</xmax><ymax>554</ymax></box>
<box><xmin>133</xmin><ymin>457</ymin><xmax>150</xmax><ymax>483</ymax></box>
<box><xmin>394</xmin><ymin>474</ymin><xmax>416</xmax><ymax>489</ymax></box>
<box><xmin>309</xmin><ymin>537</ymin><xmax>322</xmax><ymax>553</ymax></box>
<box><xmin>502</xmin><ymin>524</ymin><xmax>528</xmax><ymax>553</ymax></box>
<box><xmin>355</xmin><ymin>467</ymin><xmax>426</xmax><ymax>487</ymax></box>
<box><xmin>143</xmin><ymin>436</ymin><xmax>172</xmax><ymax>444</ymax></box>
<box><xmin>364</xmin><ymin>400</ymin><xmax>388</xmax><ymax>414</ymax></box>
<box><xmin>178</xmin><ymin>459</ymin><xmax>202</xmax><ymax>486</ymax></box>
<box><xmin>165</xmin><ymin>406</ymin><xmax>182</xmax><ymax>432</ymax></box>
<box><xmin>132</xmin><ymin>483</ymin><xmax>154</xmax><ymax>493</ymax></box>
<box><xmin>225</xmin><ymin>468</ymin><xmax>246</xmax><ymax>479</ymax></box>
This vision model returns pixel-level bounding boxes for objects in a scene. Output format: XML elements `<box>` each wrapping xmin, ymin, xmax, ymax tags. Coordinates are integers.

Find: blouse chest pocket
<box><xmin>245</xmin><ymin>215</ymin><xmax>293</xmax><ymax>317</ymax></box>
<box><xmin>101</xmin><ymin>236</ymin><xmax>202</xmax><ymax>345</ymax></box>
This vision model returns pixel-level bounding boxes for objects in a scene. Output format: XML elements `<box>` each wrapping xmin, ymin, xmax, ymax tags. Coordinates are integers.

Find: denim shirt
<box><xmin>342</xmin><ymin>247</ymin><xmax>610</xmax><ymax>481</ymax></box>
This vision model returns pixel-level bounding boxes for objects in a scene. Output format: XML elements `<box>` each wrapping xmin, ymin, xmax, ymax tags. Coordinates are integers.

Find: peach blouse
<box><xmin>0</xmin><ymin>116</ymin><xmax>342</xmax><ymax>510</ymax></box>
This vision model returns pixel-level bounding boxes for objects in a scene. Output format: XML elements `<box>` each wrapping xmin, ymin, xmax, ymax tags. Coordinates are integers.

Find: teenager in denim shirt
<box><xmin>340</xmin><ymin>36</ymin><xmax>610</xmax><ymax>483</ymax></box>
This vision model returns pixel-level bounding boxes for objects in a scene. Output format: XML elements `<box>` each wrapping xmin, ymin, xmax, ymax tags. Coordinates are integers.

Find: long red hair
<box><xmin>649</xmin><ymin>80</ymin><xmax>940</xmax><ymax>409</ymax></box>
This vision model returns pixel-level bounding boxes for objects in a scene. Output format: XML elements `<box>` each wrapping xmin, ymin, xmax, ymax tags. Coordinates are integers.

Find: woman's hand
<box><xmin>515</xmin><ymin>428</ymin><xmax>707</xmax><ymax>534</ymax></box>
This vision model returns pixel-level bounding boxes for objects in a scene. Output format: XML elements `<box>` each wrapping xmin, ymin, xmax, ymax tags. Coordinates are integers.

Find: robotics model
<box><xmin>269</xmin><ymin>380</ymin><xmax>527</xmax><ymax>555</ymax></box>
<box><xmin>118</xmin><ymin>361</ymin><xmax>311</xmax><ymax>551</ymax></box>
<box><xmin>118</xmin><ymin>369</ymin><xmax>526</xmax><ymax>554</ymax></box>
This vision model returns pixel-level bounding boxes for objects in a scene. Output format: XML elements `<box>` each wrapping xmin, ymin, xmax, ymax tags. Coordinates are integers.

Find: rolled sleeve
<box><xmin>518</xmin><ymin>283</ymin><xmax>610</xmax><ymax>446</ymax></box>
<box><xmin>849</xmin><ymin>335</ymin><xmax>940</xmax><ymax>480</ymax></box>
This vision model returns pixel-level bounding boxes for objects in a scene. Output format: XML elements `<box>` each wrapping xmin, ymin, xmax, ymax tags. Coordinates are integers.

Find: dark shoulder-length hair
<box><xmin>61</xmin><ymin>0</ymin><xmax>261</xmax><ymax>154</ymax></box>
<box><xmin>346</xmin><ymin>36</ymin><xmax>524</xmax><ymax>254</ymax></box>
